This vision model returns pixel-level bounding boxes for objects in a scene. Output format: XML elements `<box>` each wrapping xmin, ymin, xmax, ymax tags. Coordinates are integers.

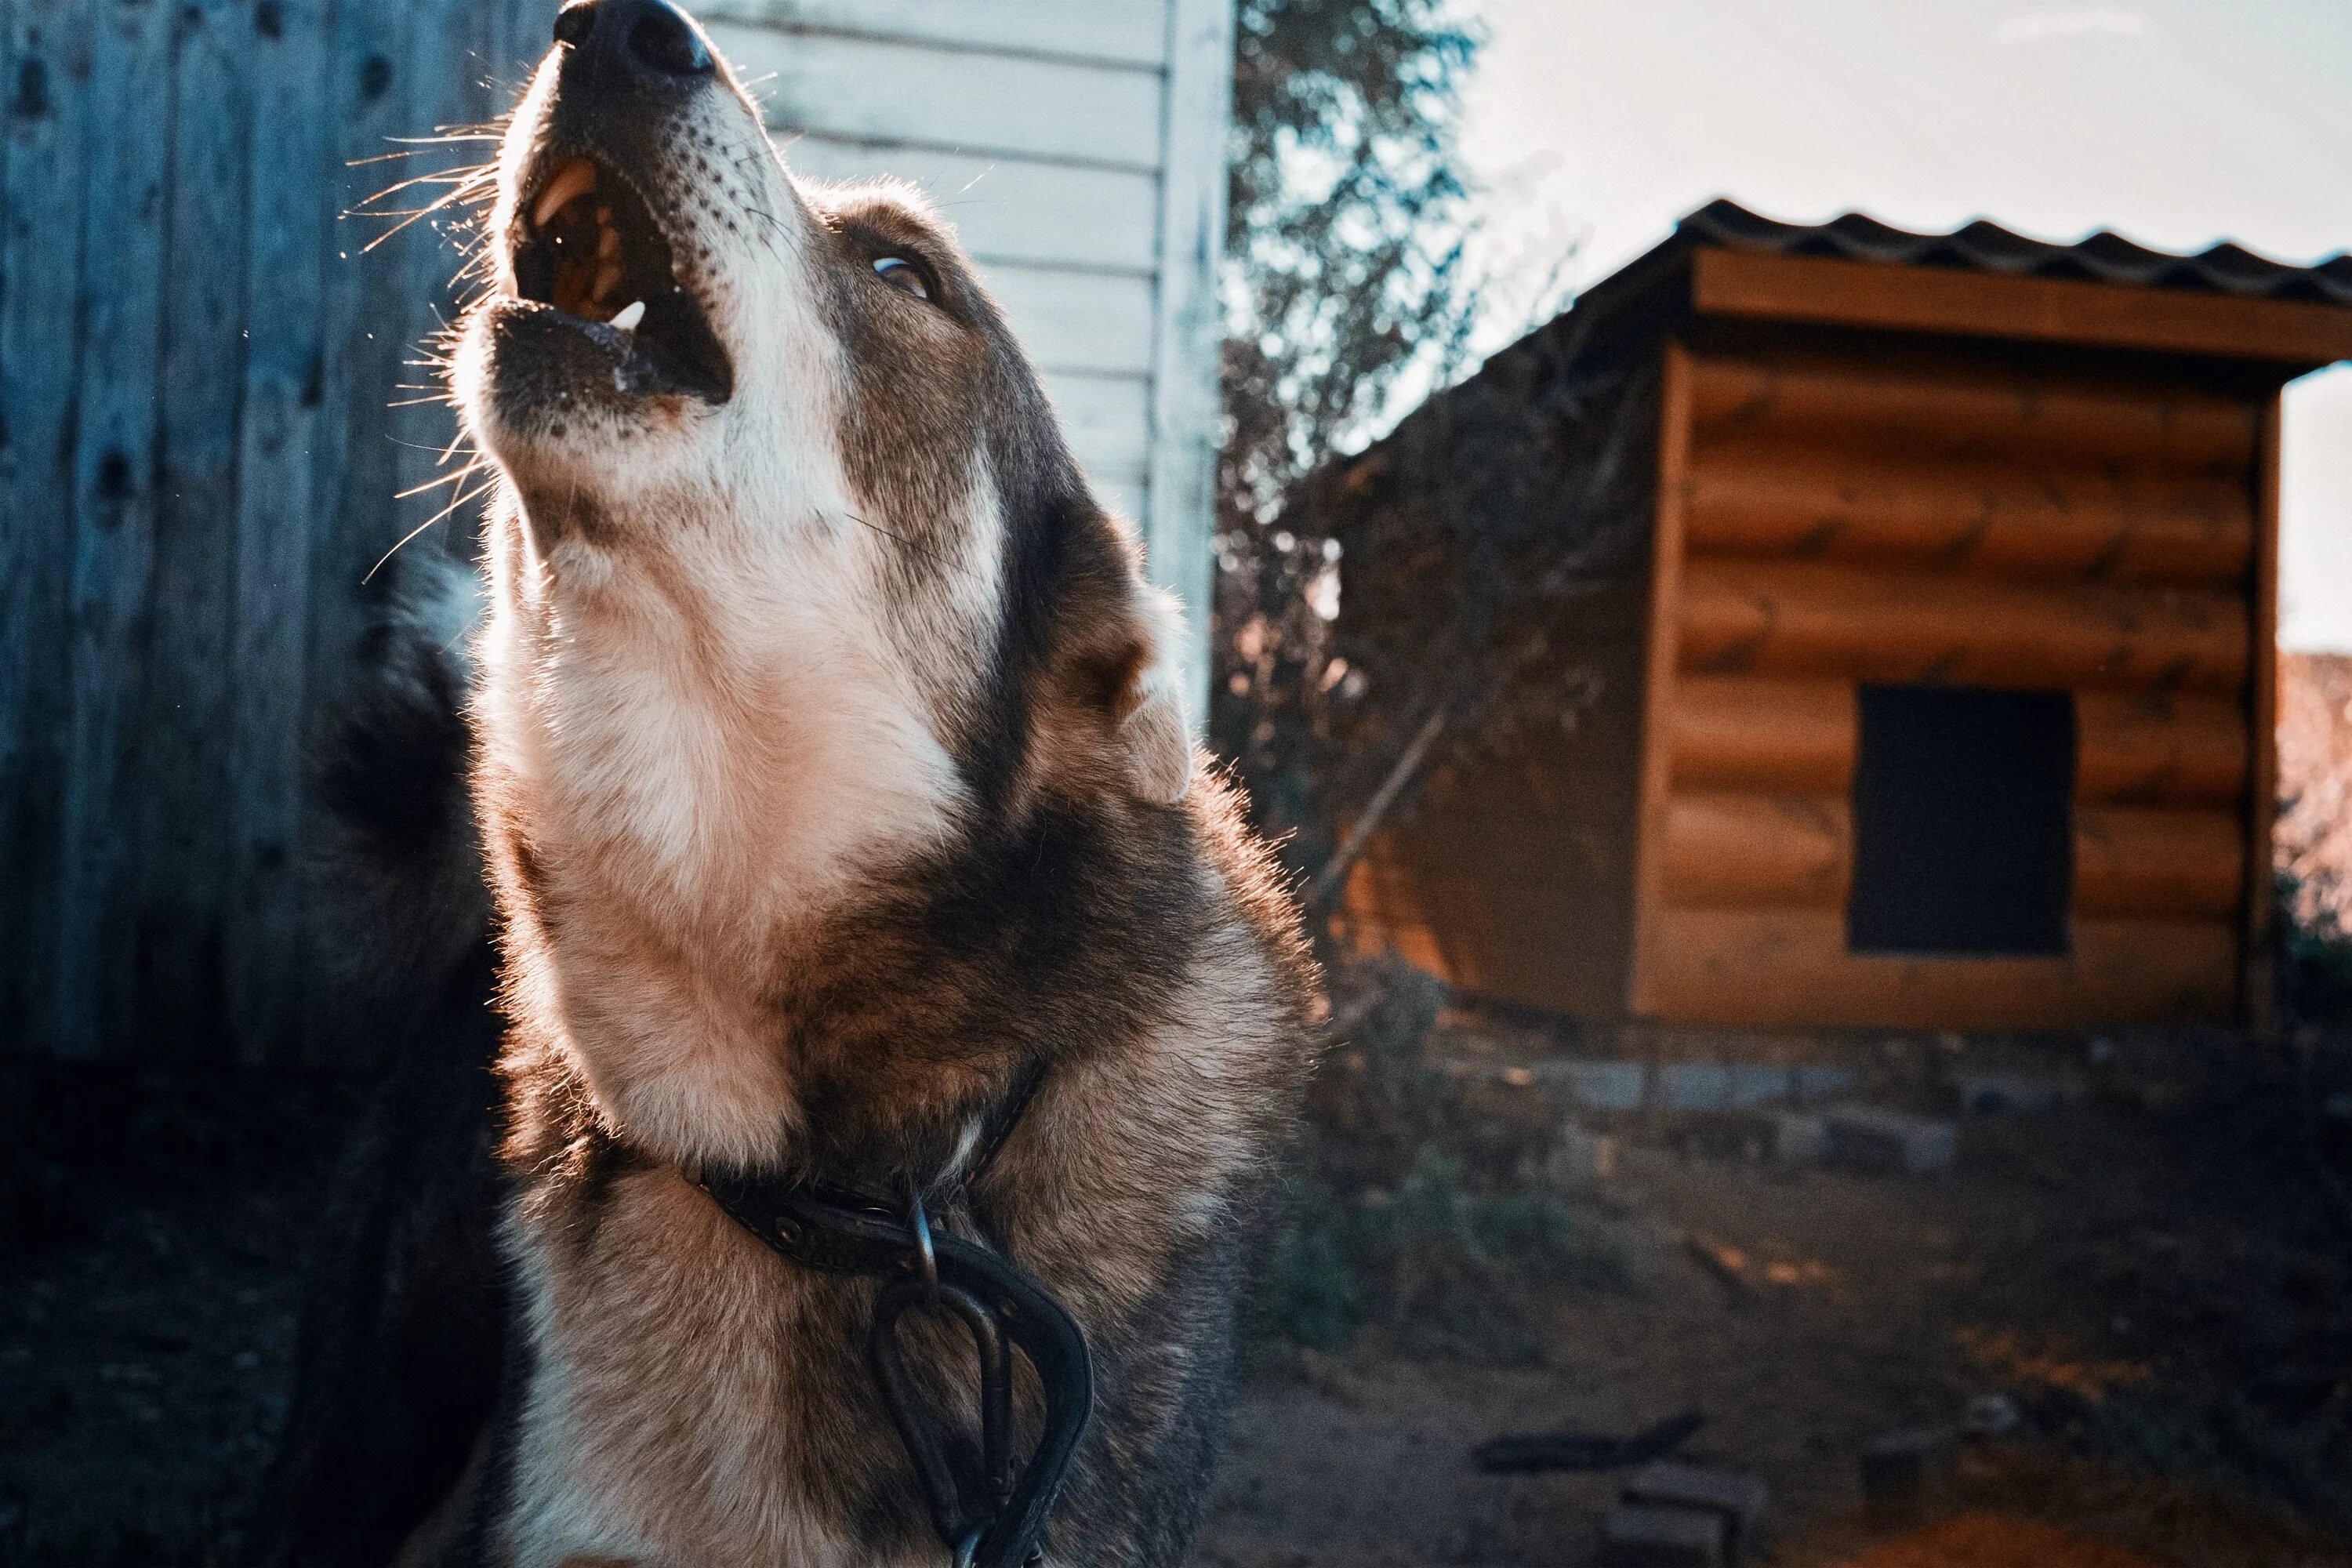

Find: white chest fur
<box><xmin>473</xmin><ymin>492</ymin><xmax>975</xmax><ymax>1170</ymax></box>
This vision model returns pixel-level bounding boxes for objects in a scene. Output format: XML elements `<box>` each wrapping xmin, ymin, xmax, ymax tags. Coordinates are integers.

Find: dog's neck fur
<box><xmin>471</xmin><ymin>461</ymin><xmax>996</xmax><ymax>1173</ymax></box>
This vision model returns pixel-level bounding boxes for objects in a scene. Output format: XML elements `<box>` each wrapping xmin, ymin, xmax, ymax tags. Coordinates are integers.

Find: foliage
<box><xmin>1259</xmin><ymin>1144</ymin><xmax>1628</xmax><ymax>1363</ymax></box>
<box><xmin>2081</xmin><ymin>1386</ymin><xmax>2352</xmax><ymax>1541</ymax></box>
<box><xmin>1220</xmin><ymin>0</ymin><xmax>1483</xmax><ymax>521</ymax></box>
<box><xmin>1257</xmin><ymin>957</ymin><xmax>1628</xmax><ymax>1363</ymax></box>
<box><xmin>2279</xmin><ymin>872</ymin><xmax>2352</xmax><ymax>1022</ymax></box>
<box><xmin>1211</xmin><ymin>0</ymin><xmax>1487</xmax><ymax>862</ymax></box>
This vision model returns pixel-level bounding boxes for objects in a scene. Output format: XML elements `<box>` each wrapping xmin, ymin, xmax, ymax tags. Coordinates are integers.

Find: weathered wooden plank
<box><xmin>1143</xmin><ymin>0</ymin><xmax>1233</xmax><ymax>712</ymax></box>
<box><xmin>1678</xmin><ymin>557</ymin><xmax>2247</xmax><ymax>695</ymax></box>
<box><xmin>1663</xmin><ymin>789</ymin><xmax>1850</xmax><ymax>909</ymax></box>
<box><xmin>487</xmin><ymin>0</ymin><xmax>542</xmax><ymax>104</ymax></box>
<box><xmin>1038</xmin><ymin>369</ymin><xmax>1149</xmax><ymax>482</ymax></box>
<box><xmin>2074</xmin><ymin>804</ymin><xmax>2243</xmax><ymax>920</ymax></box>
<box><xmin>984</xmin><ymin>263</ymin><xmax>1156</xmax><ymax>376</ymax></box>
<box><xmin>692</xmin><ymin>0</ymin><xmax>1170</xmax><ymax>68</ymax></box>
<box><xmin>227</xmin><ymin>0</ymin><xmax>335</xmax><ymax>1065</ymax></box>
<box><xmin>0</xmin><ymin>0</ymin><xmax>87</xmax><ymax>1054</ymax></box>
<box><xmin>53</xmin><ymin>0</ymin><xmax>176</xmax><ymax>1057</ymax></box>
<box><xmin>136</xmin><ymin>0</ymin><xmax>254</xmax><ymax>1058</ymax></box>
<box><xmin>382</xmin><ymin>0</ymin><xmax>503</xmax><ymax>600</ymax></box>
<box><xmin>1693</xmin><ymin>247</ymin><xmax>2352</xmax><ymax>369</ymax></box>
<box><xmin>2075</xmin><ymin>690</ymin><xmax>2246</xmax><ymax>808</ymax></box>
<box><xmin>1683</xmin><ymin>447</ymin><xmax>2253</xmax><ymax>586</ymax></box>
<box><xmin>314</xmin><ymin>0</ymin><xmax>427</xmax><ymax>706</ymax></box>
<box><xmin>779</xmin><ymin>133</ymin><xmax>1161</xmax><ymax>275</ymax></box>
<box><xmin>2246</xmin><ymin>397</ymin><xmax>2283</xmax><ymax>1029</ymax></box>
<box><xmin>0</xmin><ymin>0</ymin><xmax>13</xmax><ymax>1046</ymax></box>
<box><xmin>1646</xmin><ymin>907</ymin><xmax>2238</xmax><ymax>1029</ymax></box>
<box><xmin>1688</xmin><ymin>354</ymin><xmax>2259</xmax><ymax>473</ymax></box>
<box><xmin>1673</xmin><ymin>677</ymin><xmax>2249</xmax><ymax>808</ymax></box>
<box><xmin>1626</xmin><ymin>347</ymin><xmax>1697</xmax><ymax>1018</ymax></box>
<box><xmin>1671</xmin><ymin>674</ymin><xmax>1857</xmax><ymax>794</ymax></box>
<box><xmin>710</xmin><ymin>22</ymin><xmax>1165</xmax><ymax>171</ymax></box>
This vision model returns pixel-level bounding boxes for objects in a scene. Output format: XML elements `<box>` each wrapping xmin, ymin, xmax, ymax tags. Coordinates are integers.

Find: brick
<box><xmin>1624</xmin><ymin>1462</ymin><xmax>1769</xmax><ymax>1560</ymax></box>
<box><xmin>1768</xmin><ymin>1110</ymin><xmax>1828</xmax><ymax>1166</ymax></box>
<box><xmin>1950</xmin><ymin>1069</ymin><xmax>2084</xmax><ymax>1116</ymax></box>
<box><xmin>1658</xmin><ymin>1062</ymin><xmax>1815</xmax><ymax>1111</ymax></box>
<box><xmin>1824</xmin><ymin>1105</ymin><xmax>1956</xmax><ymax>1175</ymax></box>
<box><xmin>1544</xmin><ymin>1120</ymin><xmax>1619</xmax><ymax>1189</ymax></box>
<box><xmin>1532</xmin><ymin>1058</ymin><xmax>1646</xmax><ymax>1111</ymax></box>
<box><xmin>1599</xmin><ymin>1501</ymin><xmax>1727</xmax><ymax>1568</ymax></box>
<box><xmin>1794</xmin><ymin>1065</ymin><xmax>1857</xmax><ymax>1102</ymax></box>
<box><xmin>1858</xmin><ymin>1428</ymin><xmax>1952</xmax><ymax>1501</ymax></box>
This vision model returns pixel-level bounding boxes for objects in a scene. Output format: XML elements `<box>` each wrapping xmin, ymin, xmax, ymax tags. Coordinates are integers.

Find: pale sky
<box><xmin>1454</xmin><ymin>0</ymin><xmax>2352</xmax><ymax>648</ymax></box>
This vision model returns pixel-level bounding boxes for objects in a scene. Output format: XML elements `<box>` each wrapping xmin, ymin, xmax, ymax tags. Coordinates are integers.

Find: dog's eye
<box><xmin>872</xmin><ymin>256</ymin><xmax>929</xmax><ymax>299</ymax></box>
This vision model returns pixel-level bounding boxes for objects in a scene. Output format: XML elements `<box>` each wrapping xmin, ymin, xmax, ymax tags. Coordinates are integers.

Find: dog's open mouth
<box><xmin>512</xmin><ymin>154</ymin><xmax>733</xmax><ymax>403</ymax></box>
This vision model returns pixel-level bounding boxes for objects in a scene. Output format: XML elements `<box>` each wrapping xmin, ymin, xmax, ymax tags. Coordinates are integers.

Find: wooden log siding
<box><xmin>1664</xmin><ymin>791</ymin><xmax>1850</xmax><ymax>909</ymax></box>
<box><xmin>699</xmin><ymin>0</ymin><xmax>1236</xmax><ymax>703</ymax></box>
<box><xmin>1649</xmin><ymin>908</ymin><xmax>2239</xmax><ymax>1030</ymax></box>
<box><xmin>1678</xmin><ymin>559</ymin><xmax>2248</xmax><ymax>694</ymax></box>
<box><xmin>1683</xmin><ymin>450</ymin><xmax>2252</xmax><ymax>583</ymax></box>
<box><xmin>1673</xmin><ymin>677</ymin><xmax>2248</xmax><ymax>808</ymax></box>
<box><xmin>1633</xmin><ymin>347</ymin><xmax>2265</xmax><ymax>1029</ymax></box>
<box><xmin>1661</xmin><ymin>792</ymin><xmax>2241</xmax><ymax>922</ymax></box>
<box><xmin>1</xmin><ymin>0</ymin><xmax>544</xmax><ymax>1063</ymax></box>
<box><xmin>1670</xmin><ymin>675</ymin><xmax>1857</xmax><ymax>793</ymax></box>
<box><xmin>1687</xmin><ymin>354</ymin><xmax>2260</xmax><ymax>472</ymax></box>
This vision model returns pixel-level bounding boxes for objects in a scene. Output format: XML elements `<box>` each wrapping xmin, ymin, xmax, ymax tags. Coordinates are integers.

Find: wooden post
<box><xmin>0</xmin><ymin>0</ymin><xmax>91</xmax><ymax>1054</ymax></box>
<box><xmin>226</xmin><ymin>0</ymin><xmax>335</xmax><ymax>1065</ymax></box>
<box><xmin>1147</xmin><ymin>0</ymin><xmax>1236</xmax><ymax>720</ymax></box>
<box><xmin>1627</xmin><ymin>344</ymin><xmax>1694</xmax><ymax>1015</ymax></box>
<box><xmin>2245</xmin><ymin>395</ymin><xmax>2283</xmax><ymax>1035</ymax></box>
<box><xmin>54</xmin><ymin>0</ymin><xmax>175</xmax><ymax>1057</ymax></box>
<box><xmin>138</xmin><ymin>0</ymin><xmax>255</xmax><ymax>1058</ymax></box>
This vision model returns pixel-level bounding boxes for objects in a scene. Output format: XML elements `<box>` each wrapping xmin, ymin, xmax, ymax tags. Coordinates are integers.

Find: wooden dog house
<box><xmin>1316</xmin><ymin>202</ymin><xmax>2352</xmax><ymax>1031</ymax></box>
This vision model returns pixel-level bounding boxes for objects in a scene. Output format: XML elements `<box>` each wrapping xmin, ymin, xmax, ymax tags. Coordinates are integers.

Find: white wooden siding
<box><xmin>695</xmin><ymin>0</ymin><xmax>1232</xmax><ymax>708</ymax></box>
<box><xmin>709</xmin><ymin>26</ymin><xmax>1164</xmax><ymax>169</ymax></box>
<box><xmin>695</xmin><ymin>0</ymin><xmax>1169</xmax><ymax>67</ymax></box>
<box><xmin>778</xmin><ymin>138</ymin><xmax>1160</xmax><ymax>273</ymax></box>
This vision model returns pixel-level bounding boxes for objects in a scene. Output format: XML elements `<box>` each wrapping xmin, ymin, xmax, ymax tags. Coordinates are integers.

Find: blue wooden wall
<box><xmin>1</xmin><ymin>0</ymin><xmax>546</xmax><ymax>1063</ymax></box>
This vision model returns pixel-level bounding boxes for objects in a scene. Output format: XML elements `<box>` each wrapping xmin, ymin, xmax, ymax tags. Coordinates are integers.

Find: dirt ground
<box><xmin>1195</xmin><ymin>1021</ymin><xmax>2352</xmax><ymax>1568</ymax></box>
<box><xmin>5</xmin><ymin>1029</ymin><xmax>2351</xmax><ymax>1567</ymax></box>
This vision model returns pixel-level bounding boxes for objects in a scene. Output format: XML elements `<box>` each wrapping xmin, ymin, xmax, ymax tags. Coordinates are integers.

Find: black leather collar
<box><xmin>685</xmin><ymin>1057</ymin><xmax>1090</xmax><ymax>1568</ymax></box>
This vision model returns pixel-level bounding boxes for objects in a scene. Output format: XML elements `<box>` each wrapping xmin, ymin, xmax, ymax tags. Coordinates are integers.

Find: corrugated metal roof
<box><xmin>1676</xmin><ymin>198</ymin><xmax>2352</xmax><ymax>307</ymax></box>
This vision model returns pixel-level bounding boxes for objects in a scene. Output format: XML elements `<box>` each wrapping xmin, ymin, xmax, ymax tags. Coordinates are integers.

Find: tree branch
<box><xmin>1307</xmin><ymin>701</ymin><xmax>1450</xmax><ymax>916</ymax></box>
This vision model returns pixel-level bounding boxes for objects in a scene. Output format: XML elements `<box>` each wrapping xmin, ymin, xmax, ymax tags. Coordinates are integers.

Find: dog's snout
<box><xmin>552</xmin><ymin>0</ymin><xmax>713</xmax><ymax>82</ymax></box>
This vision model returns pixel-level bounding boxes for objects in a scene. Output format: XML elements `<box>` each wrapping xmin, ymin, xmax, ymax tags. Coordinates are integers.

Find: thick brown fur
<box><xmin>263</xmin><ymin>4</ymin><xmax>1318</xmax><ymax>1566</ymax></box>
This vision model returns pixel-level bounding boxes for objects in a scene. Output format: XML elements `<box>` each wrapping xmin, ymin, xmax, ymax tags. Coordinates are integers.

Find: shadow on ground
<box><xmin>4</xmin><ymin>1009</ymin><xmax>2351</xmax><ymax>1567</ymax></box>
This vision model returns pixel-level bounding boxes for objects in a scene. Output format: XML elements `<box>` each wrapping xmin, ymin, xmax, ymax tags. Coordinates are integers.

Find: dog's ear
<box><xmin>1112</xmin><ymin>583</ymin><xmax>1193</xmax><ymax>805</ymax></box>
<box><xmin>1041</xmin><ymin>570</ymin><xmax>1195</xmax><ymax>808</ymax></box>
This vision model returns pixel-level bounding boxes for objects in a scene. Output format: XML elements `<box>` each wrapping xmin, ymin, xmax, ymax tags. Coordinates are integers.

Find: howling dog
<box><xmin>257</xmin><ymin>2</ymin><xmax>1317</xmax><ymax>1564</ymax></box>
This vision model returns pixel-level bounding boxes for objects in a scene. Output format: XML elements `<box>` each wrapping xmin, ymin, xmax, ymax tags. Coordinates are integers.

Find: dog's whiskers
<box><xmin>363</xmin><ymin>471</ymin><xmax>499</xmax><ymax>585</ymax></box>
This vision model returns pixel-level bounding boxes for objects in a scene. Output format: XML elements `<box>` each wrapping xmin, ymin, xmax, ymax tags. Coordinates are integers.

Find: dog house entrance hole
<box><xmin>1846</xmin><ymin>684</ymin><xmax>2075</xmax><ymax>956</ymax></box>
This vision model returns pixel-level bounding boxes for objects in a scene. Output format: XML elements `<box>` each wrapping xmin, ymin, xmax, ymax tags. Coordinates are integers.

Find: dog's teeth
<box><xmin>610</xmin><ymin>299</ymin><xmax>645</xmax><ymax>332</ymax></box>
<box><xmin>532</xmin><ymin>158</ymin><xmax>597</xmax><ymax>230</ymax></box>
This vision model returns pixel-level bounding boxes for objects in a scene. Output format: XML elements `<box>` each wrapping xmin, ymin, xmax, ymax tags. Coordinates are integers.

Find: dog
<box><xmin>254</xmin><ymin>2</ymin><xmax>1318</xmax><ymax>1564</ymax></box>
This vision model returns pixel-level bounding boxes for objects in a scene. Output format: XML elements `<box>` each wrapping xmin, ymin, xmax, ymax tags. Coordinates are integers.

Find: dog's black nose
<box><xmin>552</xmin><ymin>0</ymin><xmax>713</xmax><ymax>80</ymax></box>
